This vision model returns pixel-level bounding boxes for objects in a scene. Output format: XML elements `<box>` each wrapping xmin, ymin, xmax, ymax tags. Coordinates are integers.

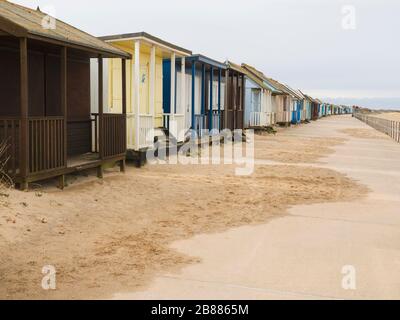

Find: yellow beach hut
<box><xmin>91</xmin><ymin>32</ymin><xmax>192</xmax><ymax>162</ymax></box>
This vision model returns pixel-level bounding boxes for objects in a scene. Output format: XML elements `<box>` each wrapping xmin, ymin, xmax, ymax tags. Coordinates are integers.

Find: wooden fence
<box><xmin>355</xmin><ymin>113</ymin><xmax>400</xmax><ymax>143</ymax></box>
<box><xmin>92</xmin><ymin>113</ymin><xmax>126</xmax><ymax>159</ymax></box>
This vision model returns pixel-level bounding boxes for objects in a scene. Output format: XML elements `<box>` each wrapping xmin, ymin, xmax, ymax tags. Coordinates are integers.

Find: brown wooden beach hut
<box><xmin>0</xmin><ymin>2</ymin><xmax>130</xmax><ymax>189</ymax></box>
<box><xmin>224</xmin><ymin>61</ymin><xmax>245</xmax><ymax>131</ymax></box>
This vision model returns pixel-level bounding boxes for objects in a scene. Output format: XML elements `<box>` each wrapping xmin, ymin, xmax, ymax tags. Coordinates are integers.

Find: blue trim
<box><xmin>201</xmin><ymin>64</ymin><xmax>205</xmax><ymax>115</ymax></box>
<box><xmin>209</xmin><ymin>66</ymin><xmax>213</xmax><ymax>130</ymax></box>
<box><xmin>191</xmin><ymin>62</ymin><xmax>196</xmax><ymax>130</ymax></box>
<box><xmin>185</xmin><ymin>54</ymin><xmax>226</xmax><ymax>70</ymax></box>
<box><xmin>174</xmin><ymin>60</ymin><xmax>177</xmax><ymax>114</ymax></box>
<box><xmin>218</xmin><ymin>68</ymin><xmax>221</xmax><ymax>131</ymax></box>
<box><xmin>162</xmin><ymin>60</ymin><xmax>171</xmax><ymax>113</ymax></box>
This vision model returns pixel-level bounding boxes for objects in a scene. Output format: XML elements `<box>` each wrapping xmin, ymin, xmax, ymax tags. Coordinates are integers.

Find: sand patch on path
<box><xmin>340</xmin><ymin>128</ymin><xmax>390</xmax><ymax>140</ymax></box>
<box><xmin>0</xmin><ymin>161</ymin><xmax>368</xmax><ymax>299</ymax></box>
<box><xmin>254</xmin><ymin>134</ymin><xmax>346</xmax><ymax>163</ymax></box>
<box><xmin>0</xmin><ymin>121</ymin><xmax>371</xmax><ymax>299</ymax></box>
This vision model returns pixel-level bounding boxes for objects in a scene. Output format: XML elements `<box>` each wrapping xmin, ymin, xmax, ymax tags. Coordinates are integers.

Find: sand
<box><xmin>339</xmin><ymin>128</ymin><xmax>390</xmax><ymax>140</ymax></box>
<box><xmin>0</xmin><ymin>122</ymin><xmax>368</xmax><ymax>299</ymax></box>
<box><xmin>371</xmin><ymin>112</ymin><xmax>400</xmax><ymax>122</ymax></box>
<box><xmin>254</xmin><ymin>133</ymin><xmax>347</xmax><ymax>163</ymax></box>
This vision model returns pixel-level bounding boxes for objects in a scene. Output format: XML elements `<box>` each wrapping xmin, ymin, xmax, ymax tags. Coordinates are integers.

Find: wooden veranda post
<box><xmin>134</xmin><ymin>41</ymin><xmax>140</xmax><ymax>150</ymax></box>
<box><xmin>121</xmin><ymin>58</ymin><xmax>127</xmax><ymax>172</ymax></box>
<box><xmin>224</xmin><ymin>69</ymin><xmax>229</xmax><ymax>130</ymax></box>
<box><xmin>201</xmin><ymin>64</ymin><xmax>205</xmax><ymax>120</ymax></box>
<box><xmin>218</xmin><ymin>68</ymin><xmax>221</xmax><ymax>131</ymax></box>
<box><xmin>19</xmin><ymin>37</ymin><xmax>29</xmax><ymax>190</ymax></box>
<box><xmin>170</xmin><ymin>52</ymin><xmax>176</xmax><ymax>122</ymax></box>
<box><xmin>209</xmin><ymin>66</ymin><xmax>213</xmax><ymax>131</ymax></box>
<box><xmin>191</xmin><ymin>61</ymin><xmax>196</xmax><ymax>131</ymax></box>
<box><xmin>59</xmin><ymin>46</ymin><xmax>67</xmax><ymax>189</ymax></box>
<box><xmin>241</xmin><ymin>74</ymin><xmax>245</xmax><ymax>128</ymax></box>
<box><xmin>97</xmin><ymin>55</ymin><xmax>104</xmax><ymax>178</ymax></box>
<box><xmin>150</xmin><ymin>46</ymin><xmax>156</xmax><ymax>131</ymax></box>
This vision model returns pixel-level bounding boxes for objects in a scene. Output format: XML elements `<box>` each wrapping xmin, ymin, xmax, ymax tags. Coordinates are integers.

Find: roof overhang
<box><xmin>100</xmin><ymin>32</ymin><xmax>192</xmax><ymax>57</ymax></box>
<box><xmin>186</xmin><ymin>54</ymin><xmax>226</xmax><ymax>69</ymax></box>
<box><xmin>0</xmin><ymin>6</ymin><xmax>130</xmax><ymax>59</ymax></box>
<box><xmin>225</xmin><ymin>60</ymin><xmax>246</xmax><ymax>74</ymax></box>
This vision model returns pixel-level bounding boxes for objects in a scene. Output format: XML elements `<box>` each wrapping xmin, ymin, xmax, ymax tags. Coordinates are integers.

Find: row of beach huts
<box><xmin>0</xmin><ymin>2</ymin><xmax>352</xmax><ymax>189</ymax></box>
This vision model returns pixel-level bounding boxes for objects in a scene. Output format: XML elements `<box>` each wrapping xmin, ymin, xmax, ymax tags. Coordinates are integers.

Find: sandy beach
<box><xmin>115</xmin><ymin>115</ymin><xmax>400</xmax><ymax>300</ymax></box>
<box><xmin>0</xmin><ymin>115</ymin><xmax>377</xmax><ymax>299</ymax></box>
<box><xmin>371</xmin><ymin>112</ymin><xmax>400</xmax><ymax>122</ymax></box>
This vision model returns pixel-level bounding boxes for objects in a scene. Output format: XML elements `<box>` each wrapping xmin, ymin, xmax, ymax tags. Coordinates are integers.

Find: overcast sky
<box><xmin>10</xmin><ymin>0</ymin><xmax>400</xmax><ymax>109</ymax></box>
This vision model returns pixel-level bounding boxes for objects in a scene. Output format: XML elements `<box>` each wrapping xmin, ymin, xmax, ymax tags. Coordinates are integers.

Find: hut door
<box><xmin>251</xmin><ymin>89</ymin><xmax>261</xmax><ymax>112</ymax></box>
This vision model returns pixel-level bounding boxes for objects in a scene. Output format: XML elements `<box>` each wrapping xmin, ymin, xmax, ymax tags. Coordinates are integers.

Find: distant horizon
<box><xmin>317</xmin><ymin>97</ymin><xmax>400</xmax><ymax>110</ymax></box>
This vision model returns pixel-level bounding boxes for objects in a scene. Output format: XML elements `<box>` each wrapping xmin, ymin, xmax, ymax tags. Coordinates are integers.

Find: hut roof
<box><xmin>187</xmin><ymin>54</ymin><xmax>226</xmax><ymax>69</ymax></box>
<box><xmin>225</xmin><ymin>60</ymin><xmax>246</xmax><ymax>74</ymax></box>
<box><xmin>281</xmin><ymin>84</ymin><xmax>304</xmax><ymax>100</ymax></box>
<box><xmin>0</xmin><ymin>1</ymin><xmax>129</xmax><ymax>58</ymax></box>
<box><xmin>265</xmin><ymin>77</ymin><xmax>294</xmax><ymax>97</ymax></box>
<box><xmin>241</xmin><ymin>63</ymin><xmax>282</xmax><ymax>93</ymax></box>
<box><xmin>100</xmin><ymin>32</ymin><xmax>192</xmax><ymax>56</ymax></box>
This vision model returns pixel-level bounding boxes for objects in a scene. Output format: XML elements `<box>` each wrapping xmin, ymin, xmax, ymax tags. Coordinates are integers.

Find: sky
<box><xmin>9</xmin><ymin>0</ymin><xmax>400</xmax><ymax>109</ymax></box>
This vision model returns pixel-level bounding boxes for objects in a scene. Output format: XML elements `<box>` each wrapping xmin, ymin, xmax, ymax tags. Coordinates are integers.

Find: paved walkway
<box><xmin>114</xmin><ymin>116</ymin><xmax>400</xmax><ymax>300</ymax></box>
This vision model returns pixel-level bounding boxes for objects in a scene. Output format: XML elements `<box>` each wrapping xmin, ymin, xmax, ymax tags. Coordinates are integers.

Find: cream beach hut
<box><xmin>91</xmin><ymin>32</ymin><xmax>192</xmax><ymax>162</ymax></box>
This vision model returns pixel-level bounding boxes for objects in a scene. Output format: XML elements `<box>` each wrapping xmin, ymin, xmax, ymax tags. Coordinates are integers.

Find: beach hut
<box><xmin>302</xmin><ymin>94</ymin><xmax>320</xmax><ymax>121</ymax></box>
<box><xmin>267</xmin><ymin>78</ymin><xmax>295</xmax><ymax>126</ymax></box>
<box><xmin>241</xmin><ymin>64</ymin><xmax>283</xmax><ymax>126</ymax></box>
<box><xmin>163</xmin><ymin>54</ymin><xmax>226</xmax><ymax>138</ymax></box>
<box><xmin>95</xmin><ymin>32</ymin><xmax>192</xmax><ymax>160</ymax></box>
<box><xmin>314</xmin><ymin>100</ymin><xmax>321</xmax><ymax>120</ymax></box>
<box><xmin>305</xmin><ymin>98</ymin><xmax>313</xmax><ymax>121</ymax></box>
<box><xmin>294</xmin><ymin>90</ymin><xmax>306</xmax><ymax>122</ymax></box>
<box><xmin>319</xmin><ymin>102</ymin><xmax>328</xmax><ymax>117</ymax></box>
<box><xmin>333</xmin><ymin>105</ymin><xmax>338</xmax><ymax>115</ymax></box>
<box><xmin>299</xmin><ymin>92</ymin><xmax>314</xmax><ymax>122</ymax></box>
<box><xmin>279</xmin><ymin>85</ymin><xmax>303</xmax><ymax>125</ymax></box>
<box><xmin>344</xmin><ymin>106</ymin><xmax>353</xmax><ymax>114</ymax></box>
<box><xmin>326</xmin><ymin>104</ymin><xmax>332</xmax><ymax>116</ymax></box>
<box><xmin>0</xmin><ymin>2</ymin><xmax>129</xmax><ymax>189</ymax></box>
<box><xmin>225</xmin><ymin>61</ymin><xmax>246</xmax><ymax>131</ymax></box>
<box><xmin>240</xmin><ymin>64</ymin><xmax>275</xmax><ymax>128</ymax></box>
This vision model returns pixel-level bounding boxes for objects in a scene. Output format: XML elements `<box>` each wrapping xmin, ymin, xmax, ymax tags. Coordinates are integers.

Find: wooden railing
<box><xmin>126</xmin><ymin>113</ymin><xmax>154</xmax><ymax>150</ymax></box>
<box><xmin>28</xmin><ymin>117</ymin><xmax>65</xmax><ymax>174</ymax></box>
<box><xmin>163</xmin><ymin>113</ymin><xmax>186</xmax><ymax>142</ymax></box>
<box><xmin>206</xmin><ymin>110</ymin><xmax>221</xmax><ymax>131</ymax></box>
<box><xmin>0</xmin><ymin>118</ymin><xmax>20</xmax><ymax>177</ymax></box>
<box><xmin>355</xmin><ymin>113</ymin><xmax>400</xmax><ymax>143</ymax></box>
<box><xmin>92</xmin><ymin>113</ymin><xmax>126</xmax><ymax>158</ymax></box>
<box><xmin>194</xmin><ymin>114</ymin><xmax>206</xmax><ymax>138</ymax></box>
<box><xmin>249</xmin><ymin>112</ymin><xmax>267</xmax><ymax>127</ymax></box>
<box><xmin>276</xmin><ymin>111</ymin><xmax>291</xmax><ymax>123</ymax></box>
<box><xmin>267</xmin><ymin>112</ymin><xmax>276</xmax><ymax>125</ymax></box>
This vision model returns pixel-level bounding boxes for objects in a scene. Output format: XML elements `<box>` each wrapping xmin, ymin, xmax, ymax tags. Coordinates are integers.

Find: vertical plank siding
<box><xmin>226</xmin><ymin>71</ymin><xmax>245</xmax><ymax>131</ymax></box>
<box><xmin>92</xmin><ymin>113</ymin><xmax>126</xmax><ymax>158</ymax></box>
<box><xmin>28</xmin><ymin>117</ymin><xmax>65</xmax><ymax>174</ymax></box>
